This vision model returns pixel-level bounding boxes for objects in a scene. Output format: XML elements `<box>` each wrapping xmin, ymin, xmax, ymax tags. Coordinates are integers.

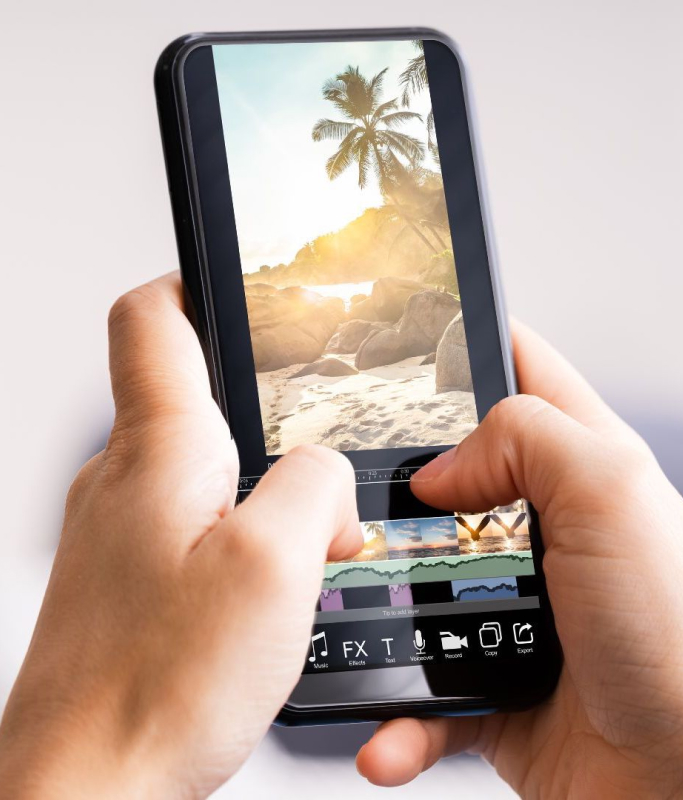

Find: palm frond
<box><xmin>370</xmin><ymin>98</ymin><xmax>398</xmax><ymax>122</ymax></box>
<box><xmin>377</xmin><ymin>130</ymin><xmax>425</xmax><ymax>165</ymax></box>
<box><xmin>354</xmin><ymin>138</ymin><xmax>372</xmax><ymax>189</ymax></box>
<box><xmin>322</xmin><ymin>72</ymin><xmax>362</xmax><ymax>120</ymax></box>
<box><xmin>398</xmin><ymin>54</ymin><xmax>428</xmax><ymax>107</ymax></box>
<box><xmin>381</xmin><ymin>110</ymin><xmax>423</xmax><ymax>129</ymax></box>
<box><xmin>426</xmin><ymin>108</ymin><xmax>440</xmax><ymax>165</ymax></box>
<box><xmin>325</xmin><ymin>128</ymin><xmax>362</xmax><ymax>180</ymax></box>
<box><xmin>426</xmin><ymin>108</ymin><xmax>435</xmax><ymax>137</ymax></box>
<box><xmin>368</xmin><ymin>67</ymin><xmax>389</xmax><ymax>107</ymax></box>
<box><xmin>312</xmin><ymin>119</ymin><xmax>357</xmax><ymax>142</ymax></box>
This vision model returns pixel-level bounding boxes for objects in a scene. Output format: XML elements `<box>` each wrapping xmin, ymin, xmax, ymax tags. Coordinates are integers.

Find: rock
<box><xmin>350</xmin><ymin>293</ymin><xmax>367</xmax><ymax>306</ymax></box>
<box><xmin>420</xmin><ymin>352</ymin><xmax>436</xmax><ymax>365</ymax></box>
<box><xmin>355</xmin><ymin>329</ymin><xmax>407</xmax><ymax>370</ymax></box>
<box><xmin>348</xmin><ymin>296</ymin><xmax>379</xmax><ymax>321</ymax></box>
<box><xmin>371</xmin><ymin>277</ymin><xmax>424</xmax><ymax>322</ymax></box>
<box><xmin>398</xmin><ymin>290</ymin><xmax>460</xmax><ymax>352</ymax></box>
<box><xmin>435</xmin><ymin>312</ymin><xmax>473</xmax><ymax>393</ymax></box>
<box><xmin>292</xmin><ymin>358</ymin><xmax>359</xmax><ymax>378</ymax></box>
<box><xmin>244</xmin><ymin>282</ymin><xmax>277</xmax><ymax>296</ymax></box>
<box><xmin>278</xmin><ymin>286</ymin><xmax>322</xmax><ymax>302</ymax></box>
<box><xmin>248</xmin><ymin>291</ymin><xmax>346</xmax><ymax>371</ymax></box>
<box><xmin>347</xmin><ymin>277</ymin><xmax>424</xmax><ymax>323</ymax></box>
<box><xmin>355</xmin><ymin>290</ymin><xmax>460</xmax><ymax>370</ymax></box>
<box><xmin>326</xmin><ymin>319</ymin><xmax>393</xmax><ymax>353</ymax></box>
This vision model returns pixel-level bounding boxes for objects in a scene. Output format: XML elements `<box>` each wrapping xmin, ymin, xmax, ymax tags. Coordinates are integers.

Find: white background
<box><xmin>1</xmin><ymin>0</ymin><xmax>681</xmax><ymax>797</ymax></box>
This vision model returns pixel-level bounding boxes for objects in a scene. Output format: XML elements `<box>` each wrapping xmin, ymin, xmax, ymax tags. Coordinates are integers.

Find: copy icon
<box><xmin>479</xmin><ymin>622</ymin><xmax>502</xmax><ymax>648</ymax></box>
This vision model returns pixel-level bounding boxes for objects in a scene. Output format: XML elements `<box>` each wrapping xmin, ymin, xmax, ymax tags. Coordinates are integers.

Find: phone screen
<box><xmin>179</xmin><ymin>37</ymin><xmax>557</xmax><ymax>691</ymax></box>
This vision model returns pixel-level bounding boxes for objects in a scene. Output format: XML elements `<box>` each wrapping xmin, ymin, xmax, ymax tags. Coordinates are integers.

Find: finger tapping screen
<box><xmin>210</xmin><ymin>39</ymin><xmax>543</xmax><ymax>674</ymax></box>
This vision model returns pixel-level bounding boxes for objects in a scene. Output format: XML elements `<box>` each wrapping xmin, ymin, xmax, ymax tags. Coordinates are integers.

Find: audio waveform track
<box><xmin>322</xmin><ymin>552</ymin><xmax>534</xmax><ymax>590</ymax></box>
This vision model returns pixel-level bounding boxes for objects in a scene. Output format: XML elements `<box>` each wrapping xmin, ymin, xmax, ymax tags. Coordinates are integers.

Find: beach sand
<box><xmin>257</xmin><ymin>355</ymin><xmax>478</xmax><ymax>454</ymax></box>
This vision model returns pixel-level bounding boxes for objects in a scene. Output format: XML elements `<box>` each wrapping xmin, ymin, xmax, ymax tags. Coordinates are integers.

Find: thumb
<box><xmin>410</xmin><ymin>395</ymin><xmax>642</xmax><ymax>534</ymax></box>
<box><xmin>107</xmin><ymin>273</ymin><xmax>215</xmax><ymax>425</ymax></box>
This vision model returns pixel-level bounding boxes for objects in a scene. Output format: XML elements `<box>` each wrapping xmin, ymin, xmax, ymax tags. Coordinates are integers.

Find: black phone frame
<box><xmin>154</xmin><ymin>28</ymin><xmax>562</xmax><ymax>726</ymax></box>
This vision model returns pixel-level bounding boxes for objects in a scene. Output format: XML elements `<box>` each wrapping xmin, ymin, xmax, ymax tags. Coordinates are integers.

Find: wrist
<box><xmin>0</xmin><ymin>698</ymin><xmax>176</xmax><ymax>800</ymax></box>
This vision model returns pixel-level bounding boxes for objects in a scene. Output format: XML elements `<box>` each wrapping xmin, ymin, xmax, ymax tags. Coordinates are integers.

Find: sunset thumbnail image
<box><xmin>455</xmin><ymin>511</ymin><xmax>531</xmax><ymax>555</ymax></box>
<box><xmin>384</xmin><ymin>516</ymin><xmax>459</xmax><ymax>560</ymax></box>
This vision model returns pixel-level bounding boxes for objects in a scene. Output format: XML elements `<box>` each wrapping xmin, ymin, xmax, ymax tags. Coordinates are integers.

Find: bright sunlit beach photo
<box><xmin>215</xmin><ymin>39</ymin><xmax>477</xmax><ymax>454</ymax></box>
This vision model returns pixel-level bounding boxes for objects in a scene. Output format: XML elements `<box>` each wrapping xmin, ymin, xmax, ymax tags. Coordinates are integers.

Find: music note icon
<box><xmin>308</xmin><ymin>631</ymin><xmax>329</xmax><ymax>663</ymax></box>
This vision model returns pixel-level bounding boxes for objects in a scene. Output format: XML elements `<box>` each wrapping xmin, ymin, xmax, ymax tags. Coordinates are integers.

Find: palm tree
<box><xmin>363</xmin><ymin>521</ymin><xmax>385</xmax><ymax>539</ymax></box>
<box><xmin>398</xmin><ymin>41</ymin><xmax>438</xmax><ymax>163</ymax></box>
<box><xmin>312</xmin><ymin>66</ymin><xmax>440</xmax><ymax>254</ymax></box>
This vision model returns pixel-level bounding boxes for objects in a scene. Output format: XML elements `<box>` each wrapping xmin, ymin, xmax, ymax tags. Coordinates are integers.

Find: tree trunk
<box><xmin>425</xmin><ymin>224</ymin><xmax>448</xmax><ymax>252</ymax></box>
<box><xmin>373</xmin><ymin>143</ymin><xmax>440</xmax><ymax>255</ymax></box>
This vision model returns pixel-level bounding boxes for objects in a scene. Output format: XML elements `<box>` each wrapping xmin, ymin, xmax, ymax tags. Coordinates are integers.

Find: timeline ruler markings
<box><xmin>238</xmin><ymin>466</ymin><xmax>422</xmax><ymax>493</ymax></box>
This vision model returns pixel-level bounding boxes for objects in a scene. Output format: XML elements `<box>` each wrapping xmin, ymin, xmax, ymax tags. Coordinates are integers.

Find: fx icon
<box><xmin>342</xmin><ymin>640</ymin><xmax>368</xmax><ymax>658</ymax></box>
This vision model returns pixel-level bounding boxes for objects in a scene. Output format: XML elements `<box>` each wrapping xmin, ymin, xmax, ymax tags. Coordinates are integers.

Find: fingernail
<box><xmin>411</xmin><ymin>447</ymin><xmax>459</xmax><ymax>484</ymax></box>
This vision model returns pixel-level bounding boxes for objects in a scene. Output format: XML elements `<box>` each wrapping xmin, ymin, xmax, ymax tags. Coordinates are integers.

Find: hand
<box><xmin>0</xmin><ymin>274</ymin><xmax>361</xmax><ymax>800</ymax></box>
<box><xmin>357</xmin><ymin>322</ymin><xmax>683</xmax><ymax>798</ymax></box>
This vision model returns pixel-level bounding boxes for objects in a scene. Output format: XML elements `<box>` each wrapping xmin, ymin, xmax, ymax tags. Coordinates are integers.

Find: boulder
<box><xmin>370</xmin><ymin>277</ymin><xmax>424</xmax><ymax>322</ymax></box>
<box><xmin>348</xmin><ymin>295</ymin><xmax>379</xmax><ymax>321</ymax></box>
<box><xmin>420</xmin><ymin>352</ymin><xmax>436</xmax><ymax>365</ymax></box>
<box><xmin>435</xmin><ymin>312</ymin><xmax>473</xmax><ymax>393</ymax></box>
<box><xmin>347</xmin><ymin>277</ymin><xmax>424</xmax><ymax>323</ymax></box>
<box><xmin>244</xmin><ymin>282</ymin><xmax>277</xmax><ymax>296</ymax></box>
<box><xmin>326</xmin><ymin>319</ymin><xmax>393</xmax><ymax>354</ymax></box>
<box><xmin>355</xmin><ymin>329</ymin><xmax>406</xmax><ymax>370</ymax></box>
<box><xmin>350</xmin><ymin>293</ymin><xmax>368</xmax><ymax>306</ymax></box>
<box><xmin>292</xmin><ymin>358</ymin><xmax>359</xmax><ymax>378</ymax></box>
<box><xmin>355</xmin><ymin>290</ymin><xmax>460</xmax><ymax>370</ymax></box>
<box><xmin>248</xmin><ymin>291</ymin><xmax>346</xmax><ymax>371</ymax></box>
<box><xmin>397</xmin><ymin>290</ymin><xmax>460</xmax><ymax>352</ymax></box>
<box><xmin>278</xmin><ymin>286</ymin><xmax>322</xmax><ymax>302</ymax></box>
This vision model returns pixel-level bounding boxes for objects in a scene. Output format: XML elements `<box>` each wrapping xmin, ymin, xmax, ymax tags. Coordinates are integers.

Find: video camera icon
<box><xmin>440</xmin><ymin>631</ymin><xmax>468</xmax><ymax>651</ymax></box>
<box><xmin>478</xmin><ymin>622</ymin><xmax>502</xmax><ymax>649</ymax></box>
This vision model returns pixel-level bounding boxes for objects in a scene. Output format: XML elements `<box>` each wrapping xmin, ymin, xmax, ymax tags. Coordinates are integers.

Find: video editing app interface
<box><xmin>213</xmin><ymin>39</ymin><xmax>542</xmax><ymax>673</ymax></box>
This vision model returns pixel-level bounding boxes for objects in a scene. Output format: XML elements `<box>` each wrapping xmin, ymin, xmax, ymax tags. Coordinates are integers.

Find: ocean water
<box><xmin>457</xmin><ymin>533</ymin><xmax>531</xmax><ymax>555</ymax></box>
<box><xmin>302</xmin><ymin>281</ymin><xmax>374</xmax><ymax>309</ymax></box>
<box><xmin>388</xmin><ymin>545</ymin><xmax>460</xmax><ymax>561</ymax></box>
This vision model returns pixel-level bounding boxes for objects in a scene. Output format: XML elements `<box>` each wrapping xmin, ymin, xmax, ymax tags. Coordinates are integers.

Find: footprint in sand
<box><xmin>386</xmin><ymin>430</ymin><xmax>411</xmax><ymax>447</ymax></box>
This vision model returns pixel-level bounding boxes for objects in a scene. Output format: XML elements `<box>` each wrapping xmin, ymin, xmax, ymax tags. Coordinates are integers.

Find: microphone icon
<box><xmin>413</xmin><ymin>629</ymin><xmax>426</xmax><ymax>654</ymax></box>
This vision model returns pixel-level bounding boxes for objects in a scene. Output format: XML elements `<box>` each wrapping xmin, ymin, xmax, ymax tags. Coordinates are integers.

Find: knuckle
<box><xmin>64</xmin><ymin>454</ymin><xmax>102</xmax><ymax>516</ymax></box>
<box><xmin>108</xmin><ymin>284</ymin><xmax>163</xmax><ymax>335</ymax></box>
<box><xmin>286</xmin><ymin>444</ymin><xmax>355</xmax><ymax>484</ymax></box>
<box><xmin>487</xmin><ymin>394</ymin><xmax>552</xmax><ymax>434</ymax></box>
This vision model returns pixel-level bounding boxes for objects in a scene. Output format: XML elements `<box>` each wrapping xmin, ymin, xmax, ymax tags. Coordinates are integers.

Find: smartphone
<box><xmin>155</xmin><ymin>28</ymin><xmax>562</xmax><ymax>724</ymax></box>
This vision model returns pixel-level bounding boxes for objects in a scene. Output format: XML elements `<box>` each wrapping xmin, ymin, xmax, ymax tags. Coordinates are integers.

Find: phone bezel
<box><xmin>154</xmin><ymin>28</ymin><xmax>562</xmax><ymax>725</ymax></box>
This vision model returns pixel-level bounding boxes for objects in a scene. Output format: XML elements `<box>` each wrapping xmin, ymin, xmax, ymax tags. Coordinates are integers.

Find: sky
<box><xmin>213</xmin><ymin>40</ymin><xmax>435</xmax><ymax>274</ymax></box>
<box><xmin>384</xmin><ymin>519</ymin><xmax>422</xmax><ymax>550</ymax></box>
<box><xmin>421</xmin><ymin>517</ymin><xmax>458</xmax><ymax>545</ymax></box>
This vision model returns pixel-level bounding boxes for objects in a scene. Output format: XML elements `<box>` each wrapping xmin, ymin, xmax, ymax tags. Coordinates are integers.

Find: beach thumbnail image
<box><xmin>341</xmin><ymin>517</ymin><xmax>461</xmax><ymax>563</ymax></box>
<box><xmin>214</xmin><ymin>40</ymin><xmax>477</xmax><ymax>456</ymax></box>
<box><xmin>349</xmin><ymin>521</ymin><xmax>389</xmax><ymax>563</ymax></box>
<box><xmin>455</xmin><ymin>511</ymin><xmax>531</xmax><ymax>555</ymax></box>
